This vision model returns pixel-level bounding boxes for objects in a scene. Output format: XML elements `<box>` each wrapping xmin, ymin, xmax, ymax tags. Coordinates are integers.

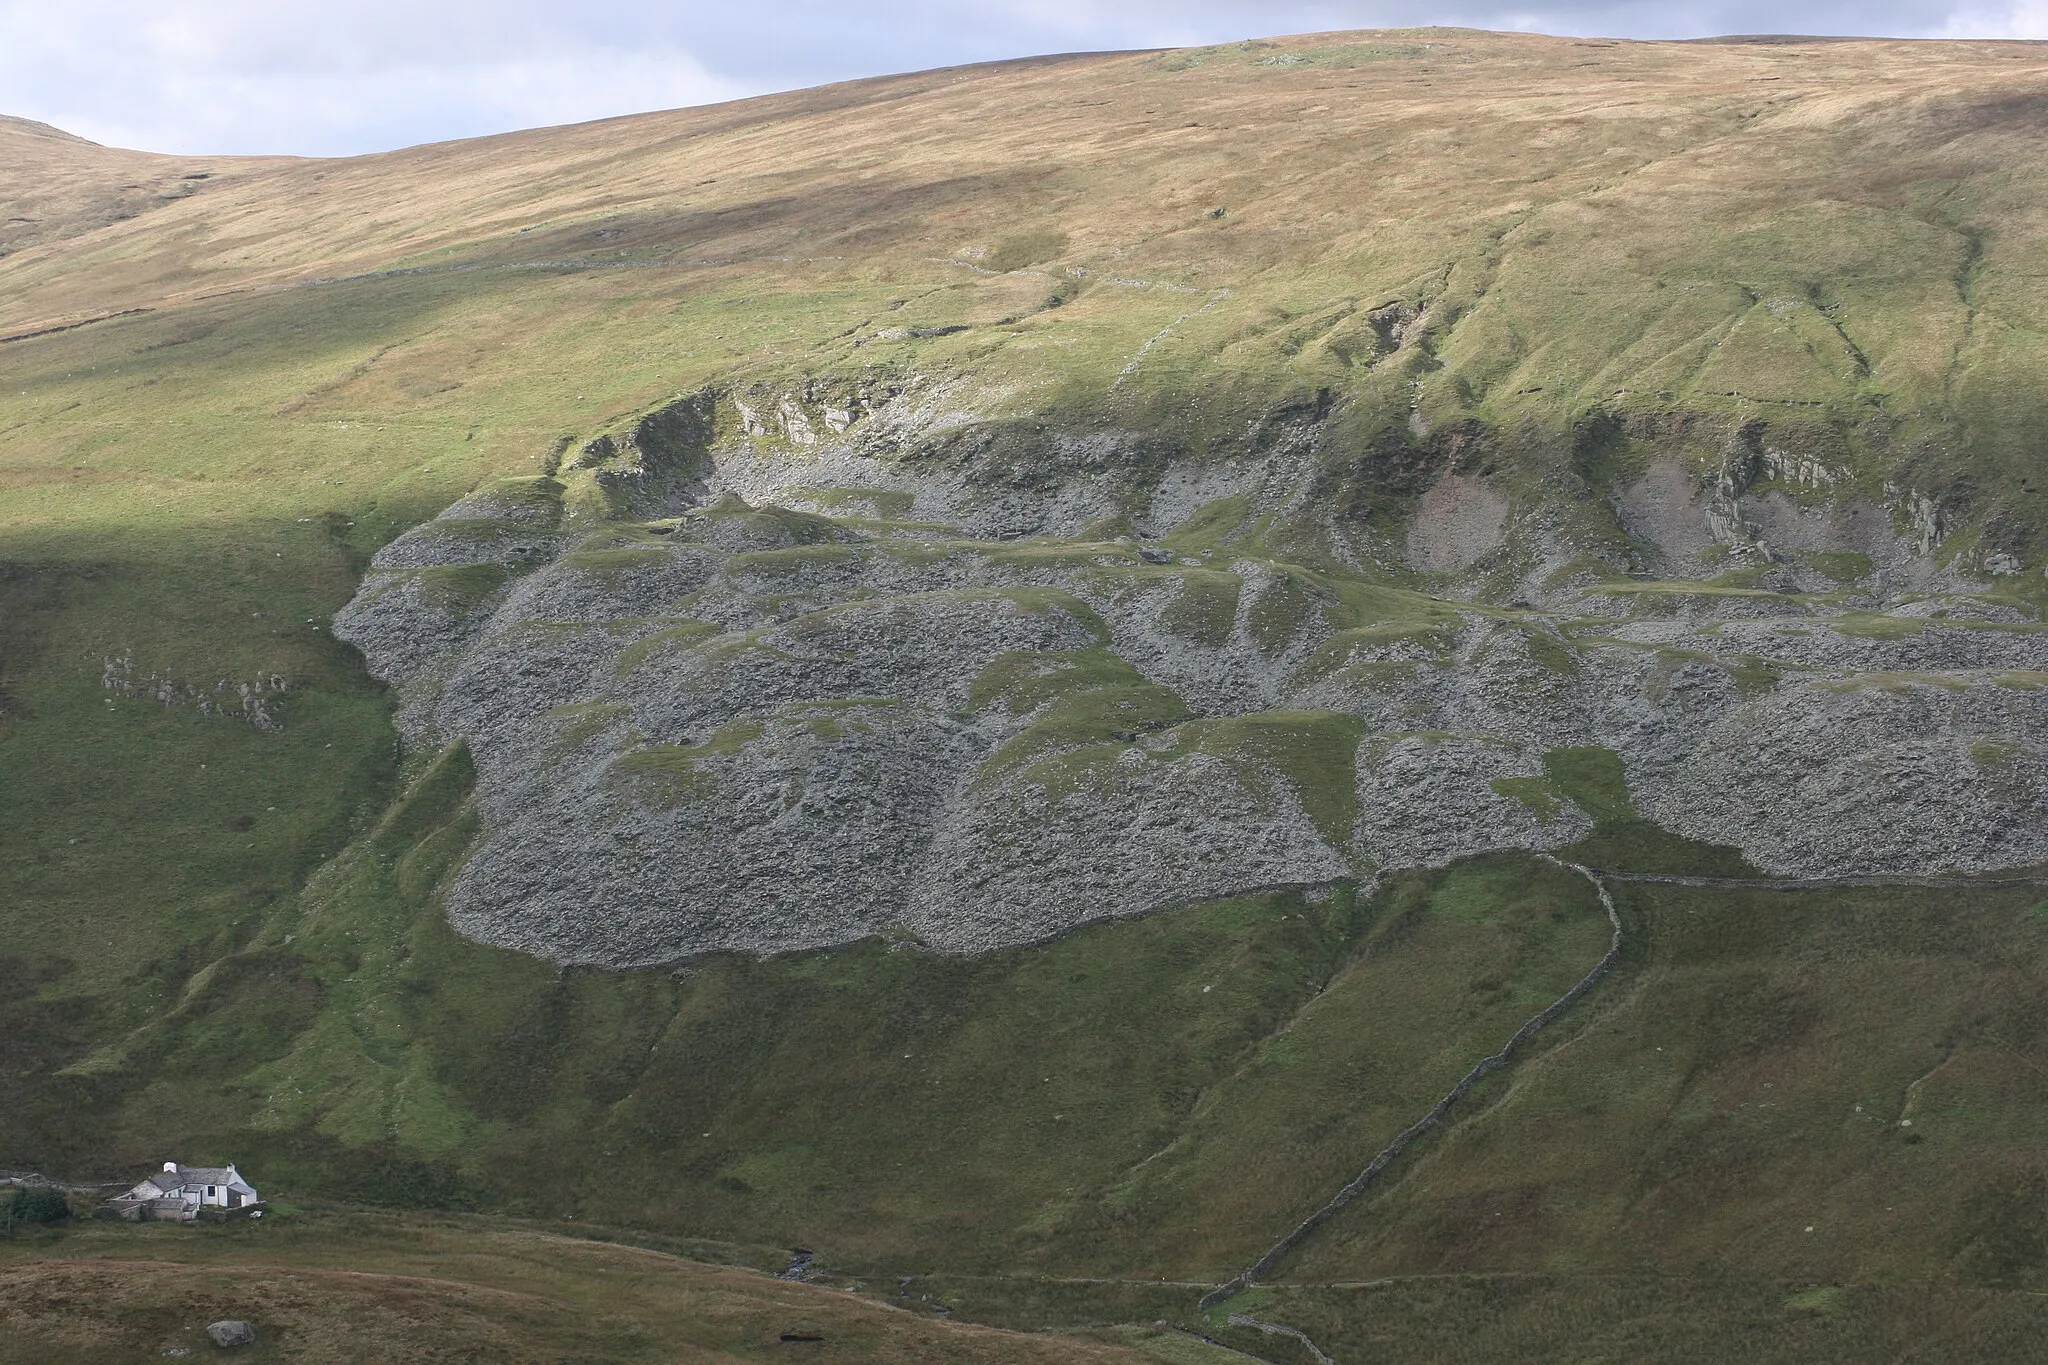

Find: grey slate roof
<box><xmin>119</xmin><ymin>1163</ymin><xmax>257</xmax><ymax>1200</ymax></box>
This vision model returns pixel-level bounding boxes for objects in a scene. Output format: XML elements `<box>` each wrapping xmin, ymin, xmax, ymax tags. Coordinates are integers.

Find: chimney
<box><xmin>164</xmin><ymin>1161</ymin><xmax>178</xmax><ymax>1172</ymax></box>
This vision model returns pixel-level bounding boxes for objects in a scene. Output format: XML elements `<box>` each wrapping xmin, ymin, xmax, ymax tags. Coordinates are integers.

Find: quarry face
<box><xmin>336</xmin><ymin>387</ymin><xmax>2048</xmax><ymax>967</ymax></box>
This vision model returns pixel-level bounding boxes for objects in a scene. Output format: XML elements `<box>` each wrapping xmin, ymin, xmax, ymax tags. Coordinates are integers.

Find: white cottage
<box><xmin>104</xmin><ymin>1162</ymin><xmax>260</xmax><ymax>1222</ymax></box>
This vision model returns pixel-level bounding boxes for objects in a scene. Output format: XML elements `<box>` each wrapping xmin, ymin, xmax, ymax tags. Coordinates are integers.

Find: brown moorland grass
<box><xmin>9</xmin><ymin>30</ymin><xmax>2048</xmax><ymax>458</ymax></box>
<box><xmin>0</xmin><ymin>115</ymin><xmax>286</xmax><ymax>266</ymax></box>
<box><xmin>0</xmin><ymin>1211</ymin><xmax>1213</xmax><ymax>1364</ymax></box>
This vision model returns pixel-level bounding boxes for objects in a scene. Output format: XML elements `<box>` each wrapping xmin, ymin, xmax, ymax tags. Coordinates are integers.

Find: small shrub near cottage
<box><xmin>5</xmin><ymin>1186</ymin><xmax>72</xmax><ymax>1227</ymax></box>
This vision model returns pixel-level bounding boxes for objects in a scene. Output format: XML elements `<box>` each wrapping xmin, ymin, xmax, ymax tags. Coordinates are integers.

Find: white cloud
<box><xmin>42</xmin><ymin>51</ymin><xmax>750</xmax><ymax>157</ymax></box>
<box><xmin>0</xmin><ymin>2</ymin><xmax>753</xmax><ymax>154</ymax></box>
<box><xmin>0</xmin><ymin>2</ymin><xmax>2033</xmax><ymax>156</ymax></box>
<box><xmin>1942</xmin><ymin>2</ymin><xmax>2048</xmax><ymax>35</ymax></box>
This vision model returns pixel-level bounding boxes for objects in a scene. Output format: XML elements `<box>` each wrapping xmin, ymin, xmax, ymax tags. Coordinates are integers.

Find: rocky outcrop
<box><xmin>333</xmin><ymin>388</ymin><xmax>2048</xmax><ymax>967</ymax></box>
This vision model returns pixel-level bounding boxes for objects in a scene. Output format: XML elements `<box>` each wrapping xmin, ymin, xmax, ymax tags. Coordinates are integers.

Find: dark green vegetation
<box><xmin>12</xmin><ymin>737</ymin><xmax>2048</xmax><ymax>1355</ymax></box>
<box><xmin>4</xmin><ymin>1187</ymin><xmax>70</xmax><ymax>1227</ymax></box>
<box><xmin>7</xmin><ymin>27</ymin><xmax>2048</xmax><ymax>1360</ymax></box>
<box><xmin>12</xmin><ymin>749</ymin><xmax>1613</xmax><ymax>1280</ymax></box>
<box><xmin>1200</xmin><ymin>1278</ymin><xmax>2048</xmax><ymax>1364</ymax></box>
<box><xmin>1543</xmin><ymin>745</ymin><xmax>1761</xmax><ymax>877</ymax></box>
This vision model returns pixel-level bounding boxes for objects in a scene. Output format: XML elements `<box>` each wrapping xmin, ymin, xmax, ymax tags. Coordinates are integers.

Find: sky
<box><xmin>3</xmin><ymin>1</ymin><xmax>2045</xmax><ymax>157</ymax></box>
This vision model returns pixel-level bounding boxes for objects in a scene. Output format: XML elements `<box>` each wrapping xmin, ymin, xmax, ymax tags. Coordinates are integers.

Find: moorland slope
<box><xmin>5</xmin><ymin>28</ymin><xmax>2048</xmax><ymax>1360</ymax></box>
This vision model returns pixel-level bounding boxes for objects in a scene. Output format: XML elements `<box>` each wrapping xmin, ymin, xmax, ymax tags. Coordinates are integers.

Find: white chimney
<box><xmin>164</xmin><ymin>1161</ymin><xmax>177</xmax><ymax>1172</ymax></box>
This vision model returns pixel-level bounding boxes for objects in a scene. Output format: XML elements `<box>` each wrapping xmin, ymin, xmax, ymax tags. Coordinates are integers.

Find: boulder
<box><xmin>205</xmin><ymin>1320</ymin><xmax>256</xmax><ymax>1348</ymax></box>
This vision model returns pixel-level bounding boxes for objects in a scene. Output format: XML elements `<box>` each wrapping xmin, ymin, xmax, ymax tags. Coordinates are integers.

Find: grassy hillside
<box><xmin>7</xmin><ymin>27</ymin><xmax>2048</xmax><ymax>1359</ymax></box>
<box><xmin>10</xmin><ymin>29</ymin><xmax>2048</xmax><ymax>559</ymax></box>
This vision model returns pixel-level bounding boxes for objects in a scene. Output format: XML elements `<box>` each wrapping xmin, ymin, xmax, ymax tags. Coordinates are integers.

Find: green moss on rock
<box><xmin>415</xmin><ymin>562</ymin><xmax>514</xmax><ymax>613</ymax></box>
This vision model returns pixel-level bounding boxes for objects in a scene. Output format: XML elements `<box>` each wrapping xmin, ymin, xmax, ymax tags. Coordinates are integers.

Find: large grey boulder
<box><xmin>205</xmin><ymin>1320</ymin><xmax>256</xmax><ymax>1348</ymax></box>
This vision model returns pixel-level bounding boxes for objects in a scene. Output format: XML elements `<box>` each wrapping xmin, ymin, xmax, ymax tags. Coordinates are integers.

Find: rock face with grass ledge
<box><xmin>335</xmin><ymin>387</ymin><xmax>2048</xmax><ymax>966</ymax></box>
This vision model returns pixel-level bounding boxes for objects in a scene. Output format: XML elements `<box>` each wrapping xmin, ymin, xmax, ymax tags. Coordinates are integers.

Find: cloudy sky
<box><xmin>4</xmin><ymin>1</ymin><xmax>2044</xmax><ymax>156</ymax></box>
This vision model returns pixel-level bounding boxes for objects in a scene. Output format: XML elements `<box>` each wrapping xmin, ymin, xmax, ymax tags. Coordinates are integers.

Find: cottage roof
<box><xmin>129</xmin><ymin>1163</ymin><xmax>256</xmax><ymax>1198</ymax></box>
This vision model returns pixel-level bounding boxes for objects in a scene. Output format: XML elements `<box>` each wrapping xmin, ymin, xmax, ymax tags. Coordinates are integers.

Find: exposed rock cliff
<box><xmin>336</xmin><ymin>386</ymin><xmax>2048</xmax><ymax>966</ymax></box>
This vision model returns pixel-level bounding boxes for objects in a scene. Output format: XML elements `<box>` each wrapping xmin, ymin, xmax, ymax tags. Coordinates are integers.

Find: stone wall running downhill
<box><xmin>333</xmin><ymin>387</ymin><xmax>2048</xmax><ymax>967</ymax></box>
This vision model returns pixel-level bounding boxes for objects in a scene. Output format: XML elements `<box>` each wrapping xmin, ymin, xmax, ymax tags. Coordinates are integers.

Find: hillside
<box><xmin>5</xmin><ymin>27</ymin><xmax>2048</xmax><ymax>1360</ymax></box>
<box><xmin>0</xmin><ymin>116</ymin><xmax>267</xmax><ymax>264</ymax></box>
